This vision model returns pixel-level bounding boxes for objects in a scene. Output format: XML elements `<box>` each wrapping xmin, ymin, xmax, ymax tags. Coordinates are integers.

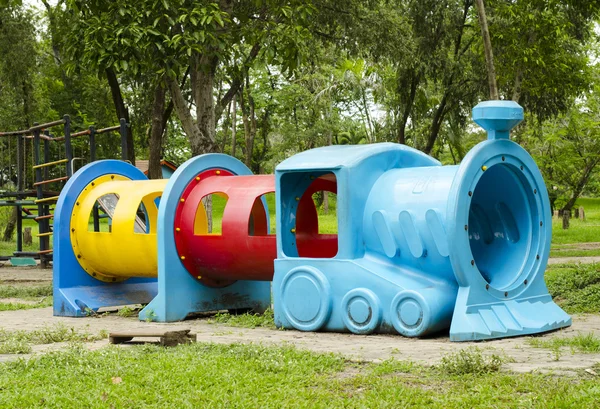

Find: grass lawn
<box><xmin>0</xmin><ymin>343</ymin><xmax>598</xmax><ymax>408</ymax></box>
<box><xmin>551</xmin><ymin>197</ymin><xmax>600</xmax><ymax>247</ymax></box>
<box><xmin>0</xmin><ymin>284</ymin><xmax>53</xmax><ymax>312</ymax></box>
<box><xmin>545</xmin><ymin>263</ymin><xmax>600</xmax><ymax>314</ymax></box>
<box><xmin>0</xmin><ymin>217</ymin><xmax>50</xmax><ymax>257</ymax></box>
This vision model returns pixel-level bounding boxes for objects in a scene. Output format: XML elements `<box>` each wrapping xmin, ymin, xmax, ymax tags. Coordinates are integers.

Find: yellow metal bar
<box><xmin>35</xmin><ymin>196</ymin><xmax>60</xmax><ymax>203</ymax></box>
<box><xmin>36</xmin><ymin>232</ymin><xmax>53</xmax><ymax>237</ymax></box>
<box><xmin>32</xmin><ymin>158</ymin><xmax>68</xmax><ymax>169</ymax></box>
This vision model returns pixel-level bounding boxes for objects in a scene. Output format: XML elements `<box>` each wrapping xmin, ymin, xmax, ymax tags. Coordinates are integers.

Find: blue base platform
<box><xmin>53</xmin><ymin>160</ymin><xmax>157</xmax><ymax>316</ymax></box>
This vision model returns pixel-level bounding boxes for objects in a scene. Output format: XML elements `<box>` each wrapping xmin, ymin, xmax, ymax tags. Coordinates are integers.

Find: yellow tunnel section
<box><xmin>70</xmin><ymin>174</ymin><xmax>169</xmax><ymax>282</ymax></box>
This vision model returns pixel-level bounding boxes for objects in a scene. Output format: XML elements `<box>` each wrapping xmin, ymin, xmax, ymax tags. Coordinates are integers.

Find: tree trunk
<box><xmin>562</xmin><ymin>211</ymin><xmax>570</xmax><ymax>230</ymax></box>
<box><xmin>398</xmin><ymin>74</ymin><xmax>419</xmax><ymax>145</ymax></box>
<box><xmin>3</xmin><ymin>80</ymin><xmax>29</xmax><ymax>242</ymax></box>
<box><xmin>240</xmin><ymin>77</ymin><xmax>257</xmax><ymax>169</ymax></box>
<box><xmin>2</xmin><ymin>208</ymin><xmax>17</xmax><ymax>242</ymax></box>
<box><xmin>231</xmin><ymin>95</ymin><xmax>237</xmax><ymax>157</ymax></box>
<box><xmin>362</xmin><ymin>89</ymin><xmax>374</xmax><ymax>142</ymax></box>
<box><xmin>148</xmin><ymin>82</ymin><xmax>166</xmax><ymax>180</ymax></box>
<box><xmin>41</xmin><ymin>0</ymin><xmax>68</xmax><ymax>84</ymax></box>
<box><xmin>474</xmin><ymin>0</ymin><xmax>499</xmax><ymax>100</ymax></box>
<box><xmin>23</xmin><ymin>227</ymin><xmax>32</xmax><ymax>246</ymax></box>
<box><xmin>512</xmin><ymin>68</ymin><xmax>524</xmax><ymax>102</ymax></box>
<box><xmin>220</xmin><ymin>101</ymin><xmax>232</xmax><ymax>153</ymax></box>
<box><xmin>193</xmin><ymin>54</ymin><xmax>218</xmax><ymax>153</ymax></box>
<box><xmin>166</xmin><ymin>75</ymin><xmax>216</xmax><ymax>155</ymax></box>
<box><xmin>160</xmin><ymin>66</ymin><xmax>190</xmax><ymax>140</ymax></box>
<box><xmin>106</xmin><ymin>68</ymin><xmax>135</xmax><ymax>164</ymax></box>
<box><xmin>423</xmin><ymin>94</ymin><xmax>448</xmax><ymax>154</ymax></box>
<box><xmin>214</xmin><ymin>43</ymin><xmax>262</xmax><ymax>124</ymax></box>
<box><xmin>560</xmin><ymin>159</ymin><xmax>600</xmax><ymax>214</ymax></box>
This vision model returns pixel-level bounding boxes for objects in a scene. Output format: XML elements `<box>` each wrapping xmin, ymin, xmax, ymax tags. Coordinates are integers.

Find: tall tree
<box><xmin>0</xmin><ymin>3</ymin><xmax>38</xmax><ymax>241</ymax></box>
<box><xmin>65</xmin><ymin>0</ymin><xmax>315</xmax><ymax>157</ymax></box>
<box><xmin>474</xmin><ymin>0</ymin><xmax>498</xmax><ymax>99</ymax></box>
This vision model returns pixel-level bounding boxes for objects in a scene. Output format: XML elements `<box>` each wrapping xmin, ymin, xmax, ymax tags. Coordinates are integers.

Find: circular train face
<box><xmin>448</xmin><ymin>139</ymin><xmax>549</xmax><ymax>300</ymax></box>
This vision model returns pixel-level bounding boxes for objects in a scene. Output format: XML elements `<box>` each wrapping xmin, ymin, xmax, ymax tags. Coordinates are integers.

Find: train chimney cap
<box><xmin>472</xmin><ymin>100</ymin><xmax>523</xmax><ymax>140</ymax></box>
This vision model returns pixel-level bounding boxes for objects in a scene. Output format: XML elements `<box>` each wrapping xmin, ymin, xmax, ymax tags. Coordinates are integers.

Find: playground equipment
<box><xmin>54</xmin><ymin>155</ymin><xmax>272</xmax><ymax>317</ymax></box>
<box><xmin>0</xmin><ymin>117</ymin><xmax>128</xmax><ymax>267</ymax></box>
<box><xmin>54</xmin><ymin>101</ymin><xmax>571</xmax><ymax>341</ymax></box>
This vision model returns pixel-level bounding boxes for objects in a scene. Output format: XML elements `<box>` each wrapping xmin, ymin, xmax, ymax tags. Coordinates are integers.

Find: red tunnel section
<box><xmin>174</xmin><ymin>169</ymin><xmax>277</xmax><ymax>287</ymax></box>
<box><xmin>174</xmin><ymin>169</ymin><xmax>339</xmax><ymax>287</ymax></box>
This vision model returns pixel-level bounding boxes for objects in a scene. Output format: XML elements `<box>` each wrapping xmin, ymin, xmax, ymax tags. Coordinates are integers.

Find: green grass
<box><xmin>0</xmin><ymin>297</ymin><xmax>52</xmax><ymax>311</ymax></box>
<box><xmin>1</xmin><ymin>343</ymin><xmax>600</xmax><ymax>408</ymax></box>
<box><xmin>208</xmin><ymin>308</ymin><xmax>276</xmax><ymax>329</ymax></box>
<box><xmin>116</xmin><ymin>306</ymin><xmax>137</xmax><ymax>318</ymax></box>
<box><xmin>0</xmin><ymin>324</ymin><xmax>108</xmax><ymax>354</ymax></box>
<box><xmin>0</xmin><ymin>284</ymin><xmax>52</xmax><ymax>298</ymax></box>
<box><xmin>551</xmin><ymin>197</ymin><xmax>600</xmax><ymax>245</ymax></box>
<box><xmin>528</xmin><ymin>332</ymin><xmax>600</xmax><ymax>354</ymax></box>
<box><xmin>0</xmin><ymin>216</ymin><xmax>52</xmax><ymax>256</ymax></box>
<box><xmin>438</xmin><ymin>347</ymin><xmax>505</xmax><ymax>375</ymax></box>
<box><xmin>0</xmin><ymin>284</ymin><xmax>53</xmax><ymax>311</ymax></box>
<box><xmin>545</xmin><ymin>263</ymin><xmax>600</xmax><ymax>314</ymax></box>
<box><xmin>549</xmin><ymin>248</ymin><xmax>600</xmax><ymax>258</ymax></box>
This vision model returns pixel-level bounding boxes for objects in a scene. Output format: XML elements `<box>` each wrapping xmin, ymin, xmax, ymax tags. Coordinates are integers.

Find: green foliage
<box><xmin>546</xmin><ymin>263</ymin><xmax>600</xmax><ymax>314</ymax></box>
<box><xmin>117</xmin><ymin>306</ymin><xmax>136</xmax><ymax>318</ymax></box>
<box><xmin>525</xmin><ymin>91</ymin><xmax>600</xmax><ymax>212</ymax></box>
<box><xmin>489</xmin><ymin>0</ymin><xmax>600</xmax><ymax>119</ymax></box>
<box><xmin>209</xmin><ymin>308</ymin><xmax>276</xmax><ymax>329</ymax></box>
<box><xmin>439</xmin><ymin>347</ymin><xmax>505</xmax><ymax>375</ymax></box>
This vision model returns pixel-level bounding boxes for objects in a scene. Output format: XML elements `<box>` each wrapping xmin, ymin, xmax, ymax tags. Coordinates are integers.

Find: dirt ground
<box><xmin>1</xmin><ymin>265</ymin><xmax>600</xmax><ymax>374</ymax></box>
<box><xmin>548</xmin><ymin>256</ymin><xmax>600</xmax><ymax>265</ymax></box>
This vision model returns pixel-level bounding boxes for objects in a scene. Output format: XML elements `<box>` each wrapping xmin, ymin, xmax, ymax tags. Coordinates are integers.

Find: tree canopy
<box><xmin>1</xmin><ymin>0</ymin><xmax>600</xmax><ymax>210</ymax></box>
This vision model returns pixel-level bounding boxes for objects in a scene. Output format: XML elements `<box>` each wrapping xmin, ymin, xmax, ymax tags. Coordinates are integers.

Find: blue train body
<box><xmin>273</xmin><ymin>101</ymin><xmax>570</xmax><ymax>341</ymax></box>
<box><xmin>54</xmin><ymin>100</ymin><xmax>571</xmax><ymax>341</ymax></box>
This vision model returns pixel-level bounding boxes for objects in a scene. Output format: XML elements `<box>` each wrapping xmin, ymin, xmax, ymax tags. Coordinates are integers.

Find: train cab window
<box><xmin>280</xmin><ymin>171</ymin><xmax>338</xmax><ymax>258</ymax></box>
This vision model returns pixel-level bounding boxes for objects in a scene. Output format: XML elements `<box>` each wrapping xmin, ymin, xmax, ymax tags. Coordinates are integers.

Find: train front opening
<box><xmin>467</xmin><ymin>163</ymin><xmax>539</xmax><ymax>290</ymax></box>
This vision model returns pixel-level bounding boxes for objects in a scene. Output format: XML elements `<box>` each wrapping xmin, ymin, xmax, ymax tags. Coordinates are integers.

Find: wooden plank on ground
<box><xmin>109</xmin><ymin>329</ymin><xmax>196</xmax><ymax>346</ymax></box>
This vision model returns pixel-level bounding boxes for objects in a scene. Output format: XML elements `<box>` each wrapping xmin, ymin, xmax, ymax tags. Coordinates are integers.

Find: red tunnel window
<box><xmin>296</xmin><ymin>173</ymin><xmax>338</xmax><ymax>258</ymax></box>
<box><xmin>248</xmin><ymin>193</ymin><xmax>276</xmax><ymax>236</ymax></box>
<box><xmin>194</xmin><ymin>193</ymin><xmax>228</xmax><ymax>235</ymax></box>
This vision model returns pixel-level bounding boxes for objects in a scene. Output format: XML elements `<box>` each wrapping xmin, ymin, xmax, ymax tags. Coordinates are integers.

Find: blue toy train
<box><xmin>53</xmin><ymin>100</ymin><xmax>570</xmax><ymax>341</ymax></box>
